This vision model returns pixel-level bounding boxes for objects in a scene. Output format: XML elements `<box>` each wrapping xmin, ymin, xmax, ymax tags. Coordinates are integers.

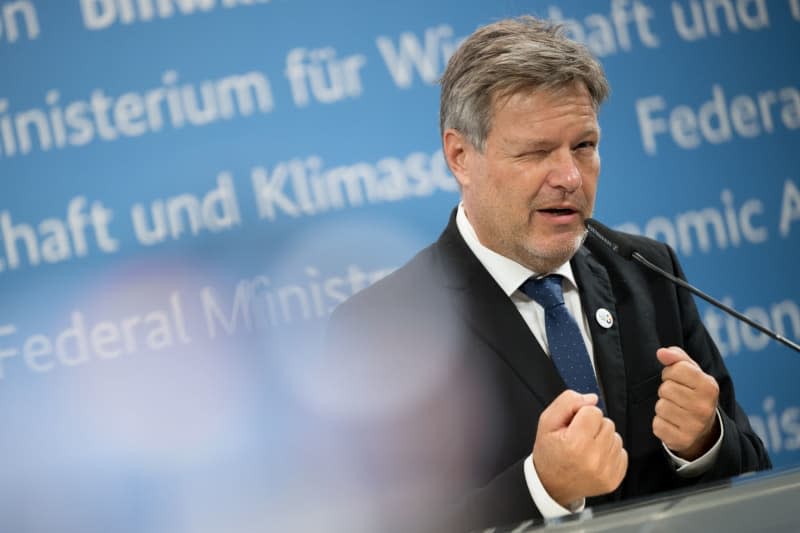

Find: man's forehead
<box><xmin>488</xmin><ymin>86</ymin><xmax>599</xmax><ymax>141</ymax></box>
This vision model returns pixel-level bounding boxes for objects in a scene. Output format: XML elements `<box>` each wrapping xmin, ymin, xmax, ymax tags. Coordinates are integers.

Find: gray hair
<box><xmin>440</xmin><ymin>16</ymin><xmax>610</xmax><ymax>151</ymax></box>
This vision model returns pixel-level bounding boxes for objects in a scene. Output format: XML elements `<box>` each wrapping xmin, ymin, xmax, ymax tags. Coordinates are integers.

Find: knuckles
<box><xmin>654</xmin><ymin>397</ymin><xmax>669</xmax><ymax>416</ymax></box>
<box><xmin>657</xmin><ymin>380</ymin><xmax>674</xmax><ymax>399</ymax></box>
<box><xmin>698</xmin><ymin>373</ymin><xmax>720</xmax><ymax>397</ymax></box>
<box><xmin>652</xmin><ymin>415</ymin><xmax>671</xmax><ymax>440</ymax></box>
<box><xmin>580</xmin><ymin>404</ymin><xmax>605</xmax><ymax>420</ymax></box>
<box><xmin>695</xmin><ymin>401</ymin><xmax>717</xmax><ymax>422</ymax></box>
<box><xmin>662</xmin><ymin>360</ymin><xmax>701</xmax><ymax>385</ymax></box>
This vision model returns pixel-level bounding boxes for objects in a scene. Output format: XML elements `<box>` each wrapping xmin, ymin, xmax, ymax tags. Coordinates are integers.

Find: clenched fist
<box><xmin>532</xmin><ymin>390</ymin><xmax>628</xmax><ymax>508</ymax></box>
<box><xmin>653</xmin><ymin>346</ymin><xmax>720</xmax><ymax>460</ymax></box>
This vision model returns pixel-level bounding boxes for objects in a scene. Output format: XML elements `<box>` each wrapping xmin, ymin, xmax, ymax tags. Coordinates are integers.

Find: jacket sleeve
<box><xmin>665</xmin><ymin>243</ymin><xmax>772</xmax><ymax>478</ymax></box>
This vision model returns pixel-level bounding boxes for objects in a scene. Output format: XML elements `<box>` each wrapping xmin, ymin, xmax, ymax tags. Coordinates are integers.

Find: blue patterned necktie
<box><xmin>520</xmin><ymin>274</ymin><xmax>604</xmax><ymax>411</ymax></box>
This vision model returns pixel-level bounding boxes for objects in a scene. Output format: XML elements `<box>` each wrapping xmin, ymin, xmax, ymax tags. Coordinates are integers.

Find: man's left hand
<box><xmin>653</xmin><ymin>346</ymin><xmax>720</xmax><ymax>461</ymax></box>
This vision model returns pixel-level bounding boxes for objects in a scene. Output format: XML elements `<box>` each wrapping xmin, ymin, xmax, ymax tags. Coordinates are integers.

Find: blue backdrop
<box><xmin>1</xmin><ymin>1</ymin><xmax>799</xmax><ymax>531</ymax></box>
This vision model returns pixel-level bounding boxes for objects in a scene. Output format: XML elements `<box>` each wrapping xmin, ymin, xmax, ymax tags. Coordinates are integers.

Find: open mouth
<box><xmin>539</xmin><ymin>208</ymin><xmax>577</xmax><ymax>216</ymax></box>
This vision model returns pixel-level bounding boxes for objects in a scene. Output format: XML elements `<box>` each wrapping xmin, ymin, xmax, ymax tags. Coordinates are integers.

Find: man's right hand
<box><xmin>532</xmin><ymin>390</ymin><xmax>628</xmax><ymax>508</ymax></box>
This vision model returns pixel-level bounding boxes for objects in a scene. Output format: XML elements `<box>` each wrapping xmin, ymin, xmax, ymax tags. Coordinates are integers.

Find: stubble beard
<box><xmin>513</xmin><ymin>227</ymin><xmax>588</xmax><ymax>274</ymax></box>
<box><xmin>515</xmin><ymin>192</ymin><xmax>592</xmax><ymax>272</ymax></box>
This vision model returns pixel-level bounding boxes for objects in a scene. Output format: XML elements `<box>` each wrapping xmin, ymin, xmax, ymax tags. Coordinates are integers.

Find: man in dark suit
<box><xmin>326</xmin><ymin>16</ymin><xmax>770</xmax><ymax>532</ymax></box>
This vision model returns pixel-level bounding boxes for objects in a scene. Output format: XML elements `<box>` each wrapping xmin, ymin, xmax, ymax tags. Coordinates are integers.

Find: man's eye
<box><xmin>518</xmin><ymin>150</ymin><xmax>548</xmax><ymax>158</ymax></box>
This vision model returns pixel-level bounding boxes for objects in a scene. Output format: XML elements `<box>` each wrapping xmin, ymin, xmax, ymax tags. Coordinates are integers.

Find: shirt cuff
<box><xmin>663</xmin><ymin>408</ymin><xmax>724</xmax><ymax>477</ymax></box>
<box><xmin>523</xmin><ymin>454</ymin><xmax>585</xmax><ymax>519</ymax></box>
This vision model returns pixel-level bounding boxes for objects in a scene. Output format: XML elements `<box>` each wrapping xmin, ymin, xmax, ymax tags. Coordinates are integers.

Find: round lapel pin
<box><xmin>596</xmin><ymin>308</ymin><xmax>613</xmax><ymax>329</ymax></box>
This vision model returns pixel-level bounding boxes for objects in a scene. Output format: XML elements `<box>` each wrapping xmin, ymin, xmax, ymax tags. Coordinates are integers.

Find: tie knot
<box><xmin>520</xmin><ymin>274</ymin><xmax>564</xmax><ymax>310</ymax></box>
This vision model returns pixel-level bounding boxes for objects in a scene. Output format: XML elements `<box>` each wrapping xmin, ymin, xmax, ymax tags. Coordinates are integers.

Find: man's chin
<box><xmin>520</xmin><ymin>233</ymin><xmax>584</xmax><ymax>272</ymax></box>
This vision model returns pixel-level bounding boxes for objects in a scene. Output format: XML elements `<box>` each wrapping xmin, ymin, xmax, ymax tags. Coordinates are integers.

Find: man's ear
<box><xmin>442</xmin><ymin>129</ymin><xmax>475</xmax><ymax>188</ymax></box>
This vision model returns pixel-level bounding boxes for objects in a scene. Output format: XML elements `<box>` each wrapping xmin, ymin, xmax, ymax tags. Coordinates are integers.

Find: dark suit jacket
<box><xmin>326</xmin><ymin>209</ymin><xmax>770</xmax><ymax>532</ymax></box>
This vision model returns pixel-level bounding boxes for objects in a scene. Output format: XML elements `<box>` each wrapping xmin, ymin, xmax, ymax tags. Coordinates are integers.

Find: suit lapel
<box><xmin>571</xmin><ymin>247</ymin><xmax>628</xmax><ymax>439</ymax></box>
<box><xmin>433</xmin><ymin>211</ymin><xmax>566</xmax><ymax>409</ymax></box>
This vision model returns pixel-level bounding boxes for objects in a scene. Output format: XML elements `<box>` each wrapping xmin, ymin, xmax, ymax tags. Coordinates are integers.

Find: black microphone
<box><xmin>584</xmin><ymin>218</ymin><xmax>800</xmax><ymax>354</ymax></box>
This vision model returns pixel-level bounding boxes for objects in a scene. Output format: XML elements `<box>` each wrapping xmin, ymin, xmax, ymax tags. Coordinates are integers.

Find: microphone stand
<box><xmin>585</xmin><ymin>218</ymin><xmax>800</xmax><ymax>354</ymax></box>
<box><xmin>630</xmin><ymin>251</ymin><xmax>800</xmax><ymax>354</ymax></box>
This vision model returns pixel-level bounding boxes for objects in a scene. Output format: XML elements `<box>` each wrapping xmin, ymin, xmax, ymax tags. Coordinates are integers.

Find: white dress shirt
<box><xmin>455</xmin><ymin>203</ymin><xmax>723</xmax><ymax>519</ymax></box>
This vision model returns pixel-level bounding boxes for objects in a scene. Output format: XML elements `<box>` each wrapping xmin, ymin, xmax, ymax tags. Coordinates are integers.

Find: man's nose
<box><xmin>545</xmin><ymin>150</ymin><xmax>582</xmax><ymax>192</ymax></box>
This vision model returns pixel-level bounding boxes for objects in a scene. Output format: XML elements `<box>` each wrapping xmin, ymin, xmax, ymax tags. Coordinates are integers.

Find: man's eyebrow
<box><xmin>573</xmin><ymin>127</ymin><xmax>601</xmax><ymax>140</ymax></box>
<box><xmin>501</xmin><ymin>136</ymin><xmax>554</xmax><ymax>150</ymax></box>
<box><xmin>584</xmin><ymin>127</ymin><xmax>601</xmax><ymax>139</ymax></box>
<box><xmin>505</xmin><ymin>131</ymin><xmax>600</xmax><ymax>150</ymax></box>
<box><xmin>513</xmin><ymin>139</ymin><xmax>553</xmax><ymax>150</ymax></box>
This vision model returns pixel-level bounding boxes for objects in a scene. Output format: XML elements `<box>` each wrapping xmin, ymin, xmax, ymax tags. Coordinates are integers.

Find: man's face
<box><xmin>446</xmin><ymin>82</ymin><xmax>600</xmax><ymax>273</ymax></box>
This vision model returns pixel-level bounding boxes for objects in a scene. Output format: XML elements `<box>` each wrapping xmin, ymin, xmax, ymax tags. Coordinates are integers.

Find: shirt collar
<box><xmin>455</xmin><ymin>203</ymin><xmax>578</xmax><ymax>297</ymax></box>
